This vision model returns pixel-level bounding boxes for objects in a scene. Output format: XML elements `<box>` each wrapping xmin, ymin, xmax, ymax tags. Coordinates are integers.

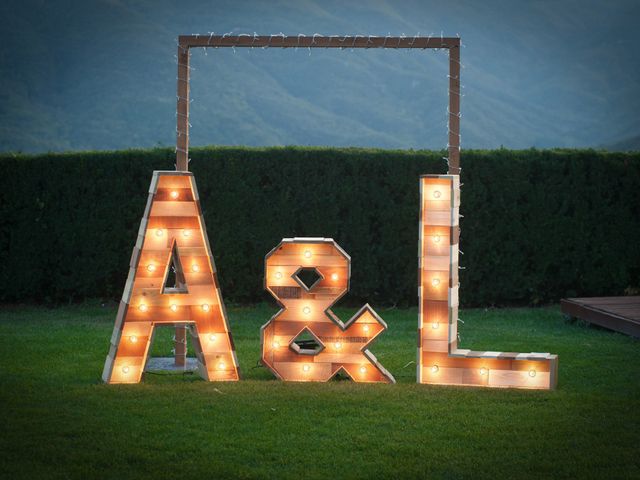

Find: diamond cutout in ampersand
<box><xmin>289</xmin><ymin>327</ymin><xmax>324</xmax><ymax>355</ymax></box>
<box><xmin>293</xmin><ymin>267</ymin><xmax>324</xmax><ymax>291</ymax></box>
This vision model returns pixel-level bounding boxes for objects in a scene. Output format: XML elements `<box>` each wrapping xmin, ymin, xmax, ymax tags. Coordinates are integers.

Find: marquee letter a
<box><xmin>102</xmin><ymin>171</ymin><xmax>240</xmax><ymax>383</ymax></box>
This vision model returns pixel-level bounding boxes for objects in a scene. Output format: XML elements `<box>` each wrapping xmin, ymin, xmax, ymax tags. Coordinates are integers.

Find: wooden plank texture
<box><xmin>561</xmin><ymin>297</ymin><xmax>640</xmax><ymax>337</ymax></box>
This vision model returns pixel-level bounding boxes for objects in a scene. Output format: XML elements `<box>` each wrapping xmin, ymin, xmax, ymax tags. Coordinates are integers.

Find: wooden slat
<box><xmin>568</xmin><ymin>296</ymin><xmax>640</xmax><ymax>305</ymax></box>
<box><xmin>179</xmin><ymin>35</ymin><xmax>459</xmax><ymax>50</ymax></box>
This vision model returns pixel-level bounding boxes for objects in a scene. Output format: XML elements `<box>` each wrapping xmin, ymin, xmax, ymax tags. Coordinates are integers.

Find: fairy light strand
<box><xmin>174</xmin><ymin>32</ymin><xmax>461</xmax><ymax>172</ymax></box>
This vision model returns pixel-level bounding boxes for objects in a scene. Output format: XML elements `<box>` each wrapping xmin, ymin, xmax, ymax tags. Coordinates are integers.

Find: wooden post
<box><xmin>448</xmin><ymin>44</ymin><xmax>461</xmax><ymax>175</ymax></box>
<box><xmin>176</xmin><ymin>42</ymin><xmax>190</xmax><ymax>171</ymax></box>
<box><xmin>174</xmin><ymin>41</ymin><xmax>191</xmax><ymax>365</ymax></box>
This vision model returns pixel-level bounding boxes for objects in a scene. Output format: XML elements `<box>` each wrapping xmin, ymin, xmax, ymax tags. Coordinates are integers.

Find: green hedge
<box><xmin>1</xmin><ymin>146</ymin><xmax>638</xmax><ymax>306</ymax></box>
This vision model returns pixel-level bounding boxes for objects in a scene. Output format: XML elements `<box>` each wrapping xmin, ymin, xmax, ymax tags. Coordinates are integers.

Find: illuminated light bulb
<box><xmin>303</xmin><ymin>306</ymin><xmax>311</xmax><ymax>315</ymax></box>
<box><xmin>182</xmin><ymin>229</ymin><xmax>191</xmax><ymax>238</ymax></box>
<box><xmin>218</xmin><ymin>361</ymin><xmax>226</xmax><ymax>370</ymax></box>
<box><xmin>304</xmin><ymin>250</ymin><xmax>312</xmax><ymax>259</ymax></box>
<box><xmin>432</xmin><ymin>322</ymin><xmax>439</xmax><ymax>329</ymax></box>
<box><xmin>433</xmin><ymin>235</ymin><xmax>441</xmax><ymax>243</ymax></box>
<box><xmin>170</xmin><ymin>190</ymin><xmax>179</xmax><ymax>199</ymax></box>
<box><xmin>431</xmin><ymin>364</ymin><xmax>439</xmax><ymax>373</ymax></box>
<box><xmin>191</xmin><ymin>264</ymin><xmax>200</xmax><ymax>273</ymax></box>
<box><xmin>359</xmin><ymin>366</ymin><xmax>367</xmax><ymax>374</ymax></box>
<box><xmin>122</xmin><ymin>366</ymin><xmax>130</xmax><ymax>374</ymax></box>
<box><xmin>529</xmin><ymin>369</ymin><xmax>537</xmax><ymax>378</ymax></box>
<box><xmin>480</xmin><ymin>367</ymin><xmax>488</xmax><ymax>376</ymax></box>
<box><xmin>170</xmin><ymin>304</ymin><xmax>178</xmax><ymax>312</ymax></box>
<box><xmin>155</xmin><ymin>228</ymin><xmax>163</xmax><ymax>237</ymax></box>
<box><xmin>363</xmin><ymin>325</ymin><xmax>370</xmax><ymax>333</ymax></box>
<box><xmin>201</xmin><ymin>303</ymin><xmax>210</xmax><ymax>312</ymax></box>
<box><xmin>302</xmin><ymin>364</ymin><xmax>311</xmax><ymax>372</ymax></box>
<box><xmin>138</xmin><ymin>304</ymin><xmax>148</xmax><ymax>312</ymax></box>
<box><xmin>431</xmin><ymin>278</ymin><xmax>441</xmax><ymax>287</ymax></box>
<box><xmin>331</xmin><ymin>273</ymin><xmax>339</xmax><ymax>281</ymax></box>
<box><xmin>129</xmin><ymin>335</ymin><xmax>138</xmax><ymax>343</ymax></box>
<box><xmin>209</xmin><ymin>334</ymin><xmax>217</xmax><ymax>342</ymax></box>
<box><xmin>275</xmin><ymin>271</ymin><xmax>283</xmax><ymax>280</ymax></box>
<box><xmin>334</xmin><ymin>342</ymin><xmax>342</xmax><ymax>350</ymax></box>
<box><xmin>146</xmin><ymin>264</ymin><xmax>156</xmax><ymax>273</ymax></box>
<box><xmin>433</xmin><ymin>190</ymin><xmax>442</xmax><ymax>199</ymax></box>
<box><xmin>272</xmin><ymin>341</ymin><xmax>280</xmax><ymax>349</ymax></box>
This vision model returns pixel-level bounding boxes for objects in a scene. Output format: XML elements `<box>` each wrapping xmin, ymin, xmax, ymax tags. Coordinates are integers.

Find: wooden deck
<box><xmin>561</xmin><ymin>296</ymin><xmax>640</xmax><ymax>337</ymax></box>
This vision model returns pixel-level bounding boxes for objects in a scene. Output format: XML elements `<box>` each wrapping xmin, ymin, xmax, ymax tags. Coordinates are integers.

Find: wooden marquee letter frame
<box><xmin>417</xmin><ymin>175</ymin><xmax>558</xmax><ymax>389</ymax></box>
<box><xmin>102</xmin><ymin>171</ymin><xmax>240</xmax><ymax>383</ymax></box>
<box><xmin>261</xmin><ymin>238</ymin><xmax>395</xmax><ymax>383</ymax></box>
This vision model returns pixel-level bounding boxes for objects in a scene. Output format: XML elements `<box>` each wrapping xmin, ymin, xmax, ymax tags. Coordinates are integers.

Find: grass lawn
<box><xmin>0</xmin><ymin>303</ymin><xmax>638</xmax><ymax>479</ymax></box>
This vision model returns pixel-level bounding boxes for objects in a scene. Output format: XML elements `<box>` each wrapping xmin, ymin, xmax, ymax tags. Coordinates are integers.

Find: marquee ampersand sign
<box><xmin>417</xmin><ymin>175</ymin><xmax>558</xmax><ymax>389</ymax></box>
<box><xmin>102</xmin><ymin>171</ymin><xmax>240</xmax><ymax>384</ymax></box>
<box><xmin>261</xmin><ymin>238</ymin><xmax>395</xmax><ymax>383</ymax></box>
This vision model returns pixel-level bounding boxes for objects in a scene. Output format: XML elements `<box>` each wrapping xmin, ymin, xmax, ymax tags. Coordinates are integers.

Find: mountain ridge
<box><xmin>0</xmin><ymin>0</ymin><xmax>638</xmax><ymax>153</ymax></box>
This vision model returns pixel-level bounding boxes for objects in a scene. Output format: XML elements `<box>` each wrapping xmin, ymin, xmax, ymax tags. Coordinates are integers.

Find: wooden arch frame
<box><xmin>175</xmin><ymin>34</ymin><xmax>461</xmax><ymax>174</ymax></box>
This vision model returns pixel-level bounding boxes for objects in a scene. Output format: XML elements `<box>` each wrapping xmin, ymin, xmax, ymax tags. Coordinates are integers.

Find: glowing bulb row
<box><xmin>138</xmin><ymin>303</ymin><xmax>211</xmax><ymax>312</ymax></box>
<box><xmin>146</xmin><ymin>257</ymin><xmax>201</xmax><ymax>274</ymax></box>
<box><xmin>154</xmin><ymin>228</ymin><xmax>192</xmax><ymax>237</ymax></box>
<box><xmin>285</xmin><ymin>360</ymin><xmax>368</xmax><ymax>375</ymax></box>
<box><xmin>147</xmin><ymin>258</ymin><xmax>197</xmax><ymax>272</ymax></box>
<box><xmin>429</xmin><ymin>365</ymin><xmax>537</xmax><ymax>378</ymax></box>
